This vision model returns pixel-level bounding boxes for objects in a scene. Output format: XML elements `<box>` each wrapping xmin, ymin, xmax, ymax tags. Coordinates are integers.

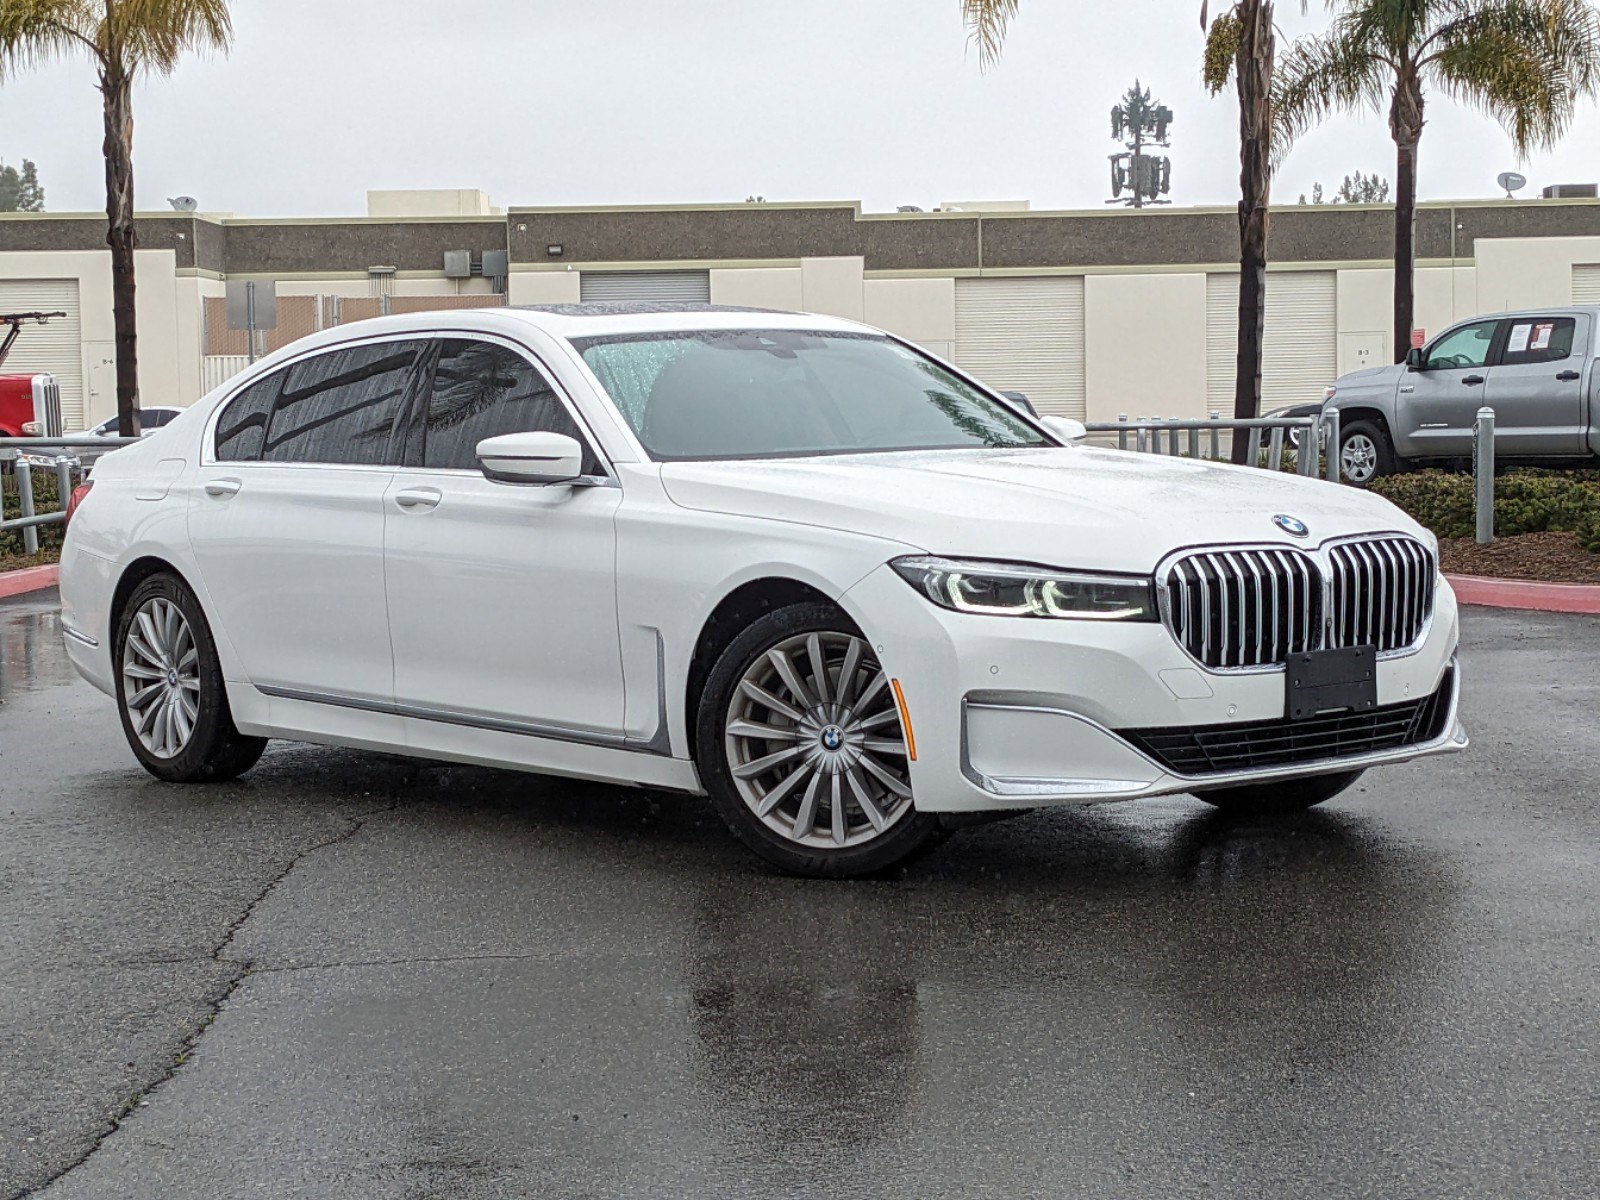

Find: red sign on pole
<box><xmin>1411</xmin><ymin>328</ymin><xmax>1427</xmax><ymax>349</ymax></box>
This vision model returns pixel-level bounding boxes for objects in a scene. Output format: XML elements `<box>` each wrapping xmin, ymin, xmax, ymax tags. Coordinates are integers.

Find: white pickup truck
<box><xmin>1320</xmin><ymin>305</ymin><xmax>1599</xmax><ymax>483</ymax></box>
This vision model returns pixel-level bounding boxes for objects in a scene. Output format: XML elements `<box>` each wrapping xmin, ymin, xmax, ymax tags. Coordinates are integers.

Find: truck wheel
<box><xmin>1338</xmin><ymin>421</ymin><xmax>1397</xmax><ymax>485</ymax></box>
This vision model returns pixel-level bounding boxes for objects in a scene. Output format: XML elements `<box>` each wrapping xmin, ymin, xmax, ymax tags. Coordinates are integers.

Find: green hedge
<box><xmin>1</xmin><ymin>468</ymin><xmax>67</xmax><ymax>558</ymax></box>
<box><xmin>1370</xmin><ymin>469</ymin><xmax>1600</xmax><ymax>553</ymax></box>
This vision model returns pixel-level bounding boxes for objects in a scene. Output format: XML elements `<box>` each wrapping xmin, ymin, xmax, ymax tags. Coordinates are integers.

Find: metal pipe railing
<box><xmin>2</xmin><ymin>437</ymin><xmax>135</xmax><ymax>556</ymax></box>
<box><xmin>1086</xmin><ymin>413</ymin><xmax>1334</xmax><ymax>478</ymax></box>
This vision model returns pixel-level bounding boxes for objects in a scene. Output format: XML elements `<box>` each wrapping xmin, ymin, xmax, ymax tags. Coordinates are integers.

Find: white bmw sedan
<box><xmin>59</xmin><ymin>304</ymin><xmax>1466</xmax><ymax>876</ymax></box>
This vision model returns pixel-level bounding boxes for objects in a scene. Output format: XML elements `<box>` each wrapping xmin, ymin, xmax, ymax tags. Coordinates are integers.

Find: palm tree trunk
<box><xmin>1389</xmin><ymin>75</ymin><xmax>1425</xmax><ymax>365</ymax></box>
<box><xmin>101</xmin><ymin>71</ymin><xmax>141</xmax><ymax>438</ymax></box>
<box><xmin>1231</xmin><ymin>0</ymin><xmax>1274</xmax><ymax>463</ymax></box>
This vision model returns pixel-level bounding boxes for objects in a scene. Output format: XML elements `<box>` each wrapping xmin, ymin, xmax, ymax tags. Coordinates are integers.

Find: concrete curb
<box><xmin>1447</xmin><ymin>572</ymin><xmax>1600</xmax><ymax>615</ymax></box>
<box><xmin>0</xmin><ymin>563</ymin><xmax>59</xmax><ymax>599</ymax></box>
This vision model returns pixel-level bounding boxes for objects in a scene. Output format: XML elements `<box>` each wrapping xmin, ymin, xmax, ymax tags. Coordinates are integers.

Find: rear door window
<box><xmin>419</xmin><ymin>339</ymin><xmax>600</xmax><ymax>474</ymax></box>
<box><xmin>261</xmin><ymin>342</ymin><xmax>421</xmax><ymax>465</ymax></box>
<box><xmin>1497</xmin><ymin>317</ymin><xmax>1576</xmax><ymax>366</ymax></box>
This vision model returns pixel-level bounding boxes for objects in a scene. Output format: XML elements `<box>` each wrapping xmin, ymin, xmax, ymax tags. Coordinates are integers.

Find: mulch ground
<box><xmin>0</xmin><ymin>547</ymin><xmax>61</xmax><ymax>575</ymax></box>
<box><xmin>1440</xmin><ymin>531</ymin><xmax>1600</xmax><ymax>585</ymax></box>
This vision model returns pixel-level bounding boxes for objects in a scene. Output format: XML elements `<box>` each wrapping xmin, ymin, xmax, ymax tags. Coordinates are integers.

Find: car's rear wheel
<box><xmin>697</xmin><ymin>602</ymin><xmax>942</xmax><ymax>877</ymax></box>
<box><xmin>1193</xmin><ymin>769</ymin><xmax>1364</xmax><ymax>816</ymax></box>
<box><xmin>114</xmin><ymin>573</ymin><xmax>267</xmax><ymax>783</ymax></box>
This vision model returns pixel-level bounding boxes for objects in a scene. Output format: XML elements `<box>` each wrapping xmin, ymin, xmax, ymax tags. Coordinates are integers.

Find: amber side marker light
<box><xmin>891</xmin><ymin>678</ymin><xmax>918</xmax><ymax>762</ymax></box>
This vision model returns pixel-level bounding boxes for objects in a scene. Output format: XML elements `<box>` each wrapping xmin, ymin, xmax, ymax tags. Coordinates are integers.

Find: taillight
<box><xmin>65</xmin><ymin>480</ymin><xmax>93</xmax><ymax>528</ymax></box>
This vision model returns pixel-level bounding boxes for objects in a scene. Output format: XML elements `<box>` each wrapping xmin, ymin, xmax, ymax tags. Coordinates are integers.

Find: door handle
<box><xmin>394</xmin><ymin>487</ymin><xmax>442</xmax><ymax>510</ymax></box>
<box><xmin>203</xmin><ymin>478</ymin><xmax>241</xmax><ymax>497</ymax></box>
<box><xmin>1462</xmin><ymin>375</ymin><xmax>1485</xmax><ymax>386</ymax></box>
<box><xmin>1556</xmin><ymin>370</ymin><xmax>1581</xmax><ymax>382</ymax></box>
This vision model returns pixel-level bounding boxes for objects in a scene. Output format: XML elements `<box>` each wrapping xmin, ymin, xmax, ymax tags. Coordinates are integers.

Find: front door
<box><xmin>1484</xmin><ymin>314</ymin><xmax>1589</xmax><ymax>457</ymax></box>
<box><xmin>383</xmin><ymin>336</ymin><xmax>626</xmax><ymax>741</ymax></box>
<box><xmin>188</xmin><ymin>337</ymin><xmax>424</xmax><ymax>705</ymax></box>
<box><xmin>1399</xmin><ymin>318</ymin><xmax>1501</xmax><ymax>458</ymax></box>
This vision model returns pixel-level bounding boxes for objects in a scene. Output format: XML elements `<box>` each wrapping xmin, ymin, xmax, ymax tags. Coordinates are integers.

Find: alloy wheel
<box><xmin>1341</xmin><ymin>434</ymin><xmax>1379</xmax><ymax>483</ymax></box>
<box><xmin>121</xmin><ymin>596</ymin><xmax>201</xmax><ymax>759</ymax></box>
<box><xmin>724</xmin><ymin>631</ymin><xmax>913</xmax><ymax>849</ymax></box>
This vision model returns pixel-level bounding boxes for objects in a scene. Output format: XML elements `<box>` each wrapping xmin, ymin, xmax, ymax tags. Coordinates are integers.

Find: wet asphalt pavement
<box><xmin>1</xmin><ymin>590</ymin><xmax>1597</xmax><ymax>1199</ymax></box>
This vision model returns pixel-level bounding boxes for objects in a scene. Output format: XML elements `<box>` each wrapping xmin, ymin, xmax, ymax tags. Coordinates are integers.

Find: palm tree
<box><xmin>964</xmin><ymin>2</ymin><xmax>1294</xmax><ymax>461</ymax></box>
<box><xmin>1276</xmin><ymin>0</ymin><xmax>1600</xmax><ymax>363</ymax></box>
<box><xmin>0</xmin><ymin>1</ymin><xmax>232</xmax><ymax>436</ymax></box>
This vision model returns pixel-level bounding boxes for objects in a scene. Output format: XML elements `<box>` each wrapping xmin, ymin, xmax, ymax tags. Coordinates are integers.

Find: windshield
<box><xmin>570</xmin><ymin>328</ymin><xmax>1049</xmax><ymax>461</ymax></box>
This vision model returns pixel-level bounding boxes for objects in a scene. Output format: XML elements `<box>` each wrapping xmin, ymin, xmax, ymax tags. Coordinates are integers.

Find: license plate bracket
<box><xmin>1285</xmin><ymin>646</ymin><xmax>1377</xmax><ymax>721</ymax></box>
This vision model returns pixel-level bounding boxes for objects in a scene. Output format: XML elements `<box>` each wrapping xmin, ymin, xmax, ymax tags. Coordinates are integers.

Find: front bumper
<box><xmin>841</xmin><ymin>564</ymin><xmax>1467</xmax><ymax>813</ymax></box>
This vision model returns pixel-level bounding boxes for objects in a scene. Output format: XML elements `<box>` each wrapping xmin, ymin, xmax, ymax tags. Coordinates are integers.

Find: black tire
<box><xmin>1193</xmin><ymin>769</ymin><xmax>1364</xmax><ymax>817</ymax></box>
<box><xmin>696</xmin><ymin>601</ymin><xmax>944</xmax><ymax>878</ymax></box>
<box><xmin>1338</xmin><ymin>420</ymin><xmax>1398</xmax><ymax>485</ymax></box>
<box><xmin>113</xmin><ymin>572</ymin><xmax>267</xmax><ymax>783</ymax></box>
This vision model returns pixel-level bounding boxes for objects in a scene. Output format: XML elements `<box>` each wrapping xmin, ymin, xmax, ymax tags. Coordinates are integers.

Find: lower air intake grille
<box><xmin>1119</xmin><ymin>668</ymin><xmax>1455</xmax><ymax>776</ymax></box>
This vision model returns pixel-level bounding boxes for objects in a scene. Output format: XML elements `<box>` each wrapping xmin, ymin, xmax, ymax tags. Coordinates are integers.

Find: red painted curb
<box><xmin>0</xmin><ymin>563</ymin><xmax>59</xmax><ymax>599</ymax></box>
<box><xmin>1446</xmin><ymin>572</ymin><xmax>1600</xmax><ymax>615</ymax></box>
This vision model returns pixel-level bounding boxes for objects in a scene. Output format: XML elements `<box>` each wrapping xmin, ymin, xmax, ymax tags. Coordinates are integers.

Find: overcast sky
<box><xmin>2</xmin><ymin>0</ymin><xmax>1597</xmax><ymax>218</ymax></box>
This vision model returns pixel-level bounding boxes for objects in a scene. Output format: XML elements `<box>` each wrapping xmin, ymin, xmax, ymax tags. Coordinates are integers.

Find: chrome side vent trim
<box><xmin>1328</xmin><ymin>536</ymin><xmax>1434</xmax><ymax>654</ymax></box>
<box><xmin>1163</xmin><ymin>547</ymin><xmax>1320</xmax><ymax>671</ymax></box>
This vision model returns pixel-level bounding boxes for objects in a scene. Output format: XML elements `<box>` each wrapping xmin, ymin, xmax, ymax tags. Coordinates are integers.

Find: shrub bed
<box><xmin>1</xmin><ymin>468</ymin><xmax>66</xmax><ymax>559</ymax></box>
<box><xmin>1370</xmin><ymin>469</ymin><xmax>1600</xmax><ymax>554</ymax></box>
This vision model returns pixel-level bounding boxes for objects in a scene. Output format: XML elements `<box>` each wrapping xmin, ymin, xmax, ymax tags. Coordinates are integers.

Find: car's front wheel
<box><xmin>696</xmin><ymin>602</ymin><xmax>943</xmax><ymax>877</ymax></box>
<box><xmin>1193</xmin><ymin>769</ymin><xmax>1364</xmax><ymax>816</ymax></box>
<box><xmin>114</xmin><ymin>573</ymin><xmax>267</xmax><ymax>783</ymax></box>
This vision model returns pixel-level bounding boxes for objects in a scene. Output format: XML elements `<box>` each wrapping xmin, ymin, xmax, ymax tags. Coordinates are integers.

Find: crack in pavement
<box><xmin>12</xmin><ymin>800</ymin><xmax>396</xmax><ymax>1200</ymax></box>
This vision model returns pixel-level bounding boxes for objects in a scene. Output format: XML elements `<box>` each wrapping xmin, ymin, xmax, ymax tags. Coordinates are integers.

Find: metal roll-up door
<box><xmin>579</xmin><ymin>270</ymin><xmax>711</xmax><ymax>304</ymax></box>
<box><xmin>0</xmin><ymin>279</ymin><xmax>85</xmax><ymax>429</ymax></box>
<box><xmin>1205</xmin><ymin>270</ymin><xmax>1337</xmax><ymax>413</ymax></box>
<box><xmin>1573</xmin><ymin>265</ymin><xmax>1600</xmax><ymax>305</ymax></box>
<box><xmin>953</xmin><ymin>276</ymin><xmax>1086</xmax><ymax>418</ymax></box>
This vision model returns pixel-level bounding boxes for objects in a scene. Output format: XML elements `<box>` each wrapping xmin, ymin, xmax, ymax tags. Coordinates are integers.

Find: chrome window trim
<box><xmin>1154</xmin><ymin>530</ymin><xmax>1435</xmax><ymax>676</ymax></box>
<box><xmin>959</xmin><ymin>660</ymin><xmax>1463</xmax><ymax>796</ymax></box>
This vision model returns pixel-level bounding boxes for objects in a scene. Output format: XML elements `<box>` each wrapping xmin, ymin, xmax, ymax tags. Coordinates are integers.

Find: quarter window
<box><xmin>1423</xmin><ymin>321</ymin><xmax>1498</xmax><ymax>371</ymax></box>
<box><xmin>261</xmin><ymin>342</ymin><xmax>420</xmax><ymax>465</ymax></box>
<box><xmin>215</xmin><ymin>375</ymin><xmax>280</xmax><ymax>462</ymax></box>
<box><xmin>420</xmin><ymin>339</ymin><xmax>599</xmax><ymax>474</ymax></box>
<box><xmin>1498</xmin><ymin>317</ymin><xmax>1576</xmax><ymax>366</ymax></box>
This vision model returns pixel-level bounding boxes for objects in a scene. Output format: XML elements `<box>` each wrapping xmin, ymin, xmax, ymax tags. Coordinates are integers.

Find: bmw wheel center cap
<box><xmin>821</xmin><ymin>726</ymin><xmax>844</xmax><ymax>751</ymax></box>
<box><xmin>1273</xmin><ymin>514</ymin><xmax>1310</xmax><ymax>538</ymax></box>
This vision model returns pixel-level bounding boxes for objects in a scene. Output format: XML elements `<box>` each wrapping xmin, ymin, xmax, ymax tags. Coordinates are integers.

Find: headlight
<box><xmin>1324</xmin><ymin>385</ymin><xmax>1338</xmax><ymax>401</ymax></box>
<box><xmin>891</xmin><ymin>556</ymin><xmax>1157</xmax><ymax>621</ymax></box>
<box><xmin>21</xmin><ymin>421</ymin><xmax>42</xmax><ymax>435</ymax></box>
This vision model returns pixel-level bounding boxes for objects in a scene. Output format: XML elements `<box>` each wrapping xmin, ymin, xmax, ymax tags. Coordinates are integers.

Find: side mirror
<box><xmin>999</xmin><ymin>390</ymin><xmax>1037</xmax><ymax>416</ymax></box>
<box><xmin>476</xmin><ymin>431</ymin><xmax>584</xmax><ymax>485</ymax></box>
<box><xmin>1040</xmin><ymin>415</ymin><xmax>1088</xmax><ymax>443</ymax></box>
<box><xmin>1406</xmin><ymin>346</ymin><xmax>1425</xmax><ymax>370</ymax></box>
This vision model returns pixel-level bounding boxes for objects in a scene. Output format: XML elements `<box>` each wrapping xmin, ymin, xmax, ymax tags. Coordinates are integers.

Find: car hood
<box><xmin>659</xmin><ymin>446</ymin><xmax>1427</xmax><ymax>572</ymax></box>
<box><xmin>1335</xmin><ymin>363</ymin><xmax>1403</xmax><ymax>387</ymax></box>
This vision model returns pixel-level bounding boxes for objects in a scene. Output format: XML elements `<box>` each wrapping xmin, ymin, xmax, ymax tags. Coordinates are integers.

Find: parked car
<box><xmin>1324</xmin><ymin>306</ymin><xmax>1598</xmax><ymax>483</ymax></box>
<box><xmin>84</xmin><ymin>407</ymin><xmax>185</xmax><ymax>439</ymax></box>
<box><xmin>58</xmin><ymin>305</ymin><xmax>1466</xmax><ymax>877</ymax></box>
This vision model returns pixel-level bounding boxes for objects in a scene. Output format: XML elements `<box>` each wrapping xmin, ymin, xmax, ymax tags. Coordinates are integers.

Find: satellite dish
<box><xmin>167</xmin><ymin>196</ymin><xmax>199</xmax><ymax>212</ymax></box>
<box><xmin>1496</xmin><ymin>172</ymin><xmax>1526</xmax><ymax>198</ymax></box>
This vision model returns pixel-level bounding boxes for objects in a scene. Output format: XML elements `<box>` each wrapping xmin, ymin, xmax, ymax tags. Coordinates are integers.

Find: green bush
<box><xmin>1370</xmin><ymin>468</ymin><xmax>1600</xmax><ymax>552</ymax></box>
<box><xmin>1</xmin><ymin>466</ymin><xmax>67</xmax><ymax>558</ymax></box>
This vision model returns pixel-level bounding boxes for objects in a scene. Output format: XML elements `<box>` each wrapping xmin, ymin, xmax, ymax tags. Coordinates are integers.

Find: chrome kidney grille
<box><xmin>1161</xmin><ymin>536</ymin><xmax>1434</xmax><ymax>671</ymax></box>
<box><xmin>1164</xmin><ymin>549</ymin><xmax>1321</xmax><ymax>670</ymax></box>
<box><xmin>1326</xmin><ymin>537</ymin><xmax>1434</xmax><ymax>652</ymax></box>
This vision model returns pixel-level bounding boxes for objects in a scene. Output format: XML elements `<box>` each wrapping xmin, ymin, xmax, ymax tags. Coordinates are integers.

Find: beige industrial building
<box><xmin>2</xmin><ymin>190</ymin><xmax>1597</xmax><ymax>431</ymax></box>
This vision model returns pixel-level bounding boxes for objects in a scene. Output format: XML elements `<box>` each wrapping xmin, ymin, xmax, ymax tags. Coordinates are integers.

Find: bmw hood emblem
<box><xmin>1273</xmin><ymin>514</ymin><xmax>1309</xmax><ymax>538</ymax></box>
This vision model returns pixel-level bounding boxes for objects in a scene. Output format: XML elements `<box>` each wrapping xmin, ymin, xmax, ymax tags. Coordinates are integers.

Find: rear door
<box><xmin>1483</xmin><ymin>314</ymin><xmax>1588</xmax><ymax>457</ymax></box>
<box><xmin>189</xmin><ymin>337</ymin><xmax>425</xmax><ymax>705</ymax></box>
<box><xmin>1400</xmin><ymin>318</ymin><xmax>1501</xmax><ymax>457</ymax></box>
